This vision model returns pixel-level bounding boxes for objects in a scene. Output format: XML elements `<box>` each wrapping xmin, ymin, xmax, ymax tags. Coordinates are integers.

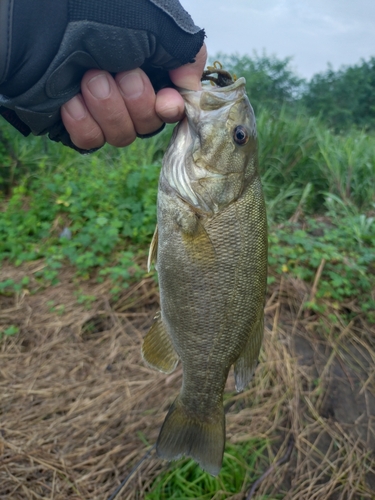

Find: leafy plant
<box><xmin>0</xmin><ymin>131</ymin><xmax>169</xmax><ymax>287</ymax></box>
<box><xmin>1</xmin><ymin>64</ymin><xmax>375</xmax><ymax>314</ymax></box>
<box><xmin>268</xmin><ymin>216</ymin><xmax>375</xmax><ymax>319</ymax></box>
<box><xmin>146</xmin><ymin>439</ymin><xmax>269</xmax><ymax>500</ymax></box>
<box><xmin>0</xmin><ymin>325</ymin><xmax>19</xmax><ymax>338</ymax></box>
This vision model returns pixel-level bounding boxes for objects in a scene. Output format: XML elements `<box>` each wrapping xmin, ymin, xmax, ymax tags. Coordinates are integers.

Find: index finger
<box><xmin>169</xmin><ymin>44</ymin><xmax>207</xmax><ymax>91</ymax></box>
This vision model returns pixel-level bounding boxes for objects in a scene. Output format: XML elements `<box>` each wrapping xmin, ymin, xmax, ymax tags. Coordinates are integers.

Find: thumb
<box><xmin>169</xmin><ymin>44</ymin><xmax>207</xmax><ymax>91</ymax></box>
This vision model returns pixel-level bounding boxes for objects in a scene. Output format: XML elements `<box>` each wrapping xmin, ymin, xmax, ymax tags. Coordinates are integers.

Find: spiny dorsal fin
<box><xmin>142</xmin><ymin>311</ymin><xmax>179</xmax><ymax>374</ymax></box>
<box><xmin>147</xmin><ymin>225</ymin><xmax>158</xmax><ymax>272</ymax></box>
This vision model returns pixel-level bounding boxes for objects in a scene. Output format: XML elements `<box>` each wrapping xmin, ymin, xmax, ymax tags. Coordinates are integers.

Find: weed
<box><xmin>0</xmin><ymin>325</ymin><xmax>19</xmax><ymax>338</ymax></box>
<box><xmin>146</xmin><ymin>439</ymin><xmax>269</xmax><ymax>500</ymax></box>
<box><xmin>1</xmin><ymin>107</ymin><xmax>374</xmax><ymax>317</ymax></box>
<box><xmin>269</xmin><ymin>216</ymin><xmax>375</xmax><ymax>319</ymax></box>
<box><xmin>74</xmin><ymin>291</ymin><xmax>97</xmax><ymax>309</ymax></box>
<box><xmin>0</xmin><ymin>276</ymin><xmax>30</xmax><ymax>295</ymax></box>
<box><xmin>0</xmin><ymin>131</ymin><xmax>168</xmax><ymax>289</ymax></box>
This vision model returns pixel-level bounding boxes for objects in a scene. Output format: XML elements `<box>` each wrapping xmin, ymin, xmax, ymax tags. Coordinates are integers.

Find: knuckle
<box><xmin>106</xmin><ymin>108</ymin><xmax>127</xmax><ymax>126</ymax></box>
<box><xmin>106</xmin><ymin>131</ymin><xmax>136</xmax><ymax>148</ymax></box>
<box><xmin>71</xmin><ymin>126</ymin><xmax>104</xmax><ymax>150</ymax></box>
<box><xmin>100</xmin><ymin>109</ymin><xmax>137</xmax><ymax>146</ymax></box>
<box><xmin>129</xmin><ymin>108</ymin><xmax>163</xmax><ymax>135</ymax></box>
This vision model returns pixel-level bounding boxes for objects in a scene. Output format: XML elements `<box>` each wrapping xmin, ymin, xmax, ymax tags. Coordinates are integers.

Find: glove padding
<box><xmin>0</xmin><ymin>0</ymin><xmax>205</xmax><ymax>153</ymax></box>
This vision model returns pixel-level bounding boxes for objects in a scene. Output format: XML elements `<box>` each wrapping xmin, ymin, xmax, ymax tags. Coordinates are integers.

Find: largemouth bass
<box><xmin>142</xmin><ymin>75</ymin><xmax>268</xmax><ymax>476</ymax></box>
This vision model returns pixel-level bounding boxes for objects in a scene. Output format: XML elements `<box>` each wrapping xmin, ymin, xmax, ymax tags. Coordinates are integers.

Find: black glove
<box><xmin>0</xmin><ymin>0</ymin><xmax>205</xmax><ymax>153</ymax></box>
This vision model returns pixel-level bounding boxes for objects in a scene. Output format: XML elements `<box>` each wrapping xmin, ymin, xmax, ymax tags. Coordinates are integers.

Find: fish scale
<box><xmin>142</xmin><ymin>76</ymin><xmax>268</xmax><ymax>476</ymax></box>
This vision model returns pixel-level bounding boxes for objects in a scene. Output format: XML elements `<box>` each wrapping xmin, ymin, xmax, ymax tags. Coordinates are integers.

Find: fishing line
<box><xmin>107</xmin><ymin>444</ymin><xmax>156</xmax><ymax>500</ymax></box>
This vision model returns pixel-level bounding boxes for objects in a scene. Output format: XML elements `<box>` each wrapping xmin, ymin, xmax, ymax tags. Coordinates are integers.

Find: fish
<box><xmin>142</xmin><ymin>73</ymin><xmax>268</xmax><ymax>476</ymax></box>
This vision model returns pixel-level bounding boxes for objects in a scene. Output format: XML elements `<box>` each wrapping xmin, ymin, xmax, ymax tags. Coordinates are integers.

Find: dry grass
<box><xmin>0</xmin><ymin>263</ymin><xmax>374</xmax><ymax>499</ymax></box>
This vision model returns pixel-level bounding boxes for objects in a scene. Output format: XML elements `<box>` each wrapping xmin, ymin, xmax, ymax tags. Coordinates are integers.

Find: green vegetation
<box><xmin>0</xmin><ymin>324</ymin><xmax>19</xmax><ymax>339</ymax></box>
<box><xmin>1</xmin><ymin>98</ymin><xmax>374</xmax><ymax>318</ymax></box>
<box><xmin>1</xmin><ymin>51</ymin><xmax>375</xmax><ymax>497</ymax></box>
<box><xmin>258</xmin><ymin>110</ymin><xmax>375</xmax><ymax>217</ymax></box>
<box><xmin>304</xmin><ymin>57</ymin><xmax>375</xmax><ymax>132</ymax></box>
<box><xmin>268</xmin><ymin>216</ymin><xmax>375</xmax><ymax>319</ymax></box>
<box><xmin>0</xmin><ymin>129</ymin><xmax>168</xmax><ymax>290</ymax></box>
<box><xmin>146</xmin><ymin>439</ymin><xmax>269</xmax><ymax>500</ymax></box>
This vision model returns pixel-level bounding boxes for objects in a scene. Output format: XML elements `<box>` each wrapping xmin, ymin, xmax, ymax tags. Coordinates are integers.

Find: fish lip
<box><xmin>179</xmin><ymin>76</ymin><xmax>246</xmax><ymax>96</ymax></box>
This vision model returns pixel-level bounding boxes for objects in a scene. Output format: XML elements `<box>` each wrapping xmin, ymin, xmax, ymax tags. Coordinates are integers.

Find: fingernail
<box><xmin>119</xmin><ymin>71</ymin><xmax>144</xmax><ymax>99</ymax></box>
<box><xmin>63</xmin><ymin>95</ymin><xmax>86</xmax><ymax>120</ymax></box>
<box><xmin>87</xmin><ymin>73</ymin><xmax>111</xmax><ymax>99</ymax></box>
<box><xmin>181</xmin><ymin>75</ymin><xmax>201</xmax><ymax>91</ymax></box>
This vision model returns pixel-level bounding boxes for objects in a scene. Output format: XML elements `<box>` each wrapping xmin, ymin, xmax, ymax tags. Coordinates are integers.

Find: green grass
<box><xmin>145</xmin><ymin>439</ymin><xmax>270</xmax><ymax>500</ymax></box>
<box><xmin>268</xmin><ymin>215</ymin><xmax>375</xmax><ymax>319</ymax></box>
<box><xmin>0</xmin><ymin>107</ymin><xmax>374</xmax><ymax>315</ymax></box>
<box><xmin>257</xmin><ymin>108</ymin><xmax>375</xmax><ymax>220</ymax></box>
<box><xmin>1</xmin><ymin>88</ymin><xmax>375</xmax><ymax>499</ymax></box>
<box><xmin>0</xmin><ymin>128</ymin><xmax>169</xmax><ymax>287</ymax></box>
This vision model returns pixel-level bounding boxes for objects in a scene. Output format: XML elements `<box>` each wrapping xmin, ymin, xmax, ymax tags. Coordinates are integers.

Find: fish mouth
<box><xmin>203</xmin><ymin>76</ymin><xmax>246</xmax><ymax>93</ymax></box>
<box><xmin>180</xmin><ymin>76</ymin><xmax>246</xmax><ymax>97</ymax></box>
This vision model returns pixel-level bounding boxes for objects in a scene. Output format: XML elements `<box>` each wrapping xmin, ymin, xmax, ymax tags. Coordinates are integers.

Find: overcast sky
<box><xmin>181</xmin><ymin>0</ymin><xmax>375</xmax><ymax>79</ymax></box>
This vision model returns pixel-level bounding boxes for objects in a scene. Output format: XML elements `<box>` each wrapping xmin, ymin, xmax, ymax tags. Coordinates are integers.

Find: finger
<box><xmin>169</xmin><ymin>43</ymin><xmax>207</xmax><ymax>91</ymax></box>
<box><xmin>115</xmin><ymin>69</ymin><xmax>164</xmax><ymax>136</ymax></box>
<box><xmin>81</xmin><ymin>70</ymin><xmax>137</xmax><ymax>147</ymax></box>
<box><xmin>61</xmin><ymin>94</ymin><xmax>105</xmax><ymax>150</ymax></box>
<box><xmin>155</xmin><ymin>88</ymin><xmax>185</xmax><ymax>123</ymax></box>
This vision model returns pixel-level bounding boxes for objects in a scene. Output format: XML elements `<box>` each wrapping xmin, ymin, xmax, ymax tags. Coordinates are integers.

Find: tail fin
<box><xmin>156</xmin><ymin>397</ymin><xmax>225</xmax><ymax>476</ymax></box>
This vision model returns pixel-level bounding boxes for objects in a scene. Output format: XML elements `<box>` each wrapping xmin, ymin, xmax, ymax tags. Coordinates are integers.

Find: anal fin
<box><xmin>142</xmin><ymin>311</ymin><xmax>179</xmax><ymax>374</ymax></box>
<box><xmin>234</xmin><ymin>314</ymin><xmax>264</xmax><ymax>392</ymax></box>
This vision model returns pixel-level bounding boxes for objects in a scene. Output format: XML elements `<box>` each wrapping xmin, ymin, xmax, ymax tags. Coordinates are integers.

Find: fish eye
<box><xmin>233</xmin><ymin>125</ymin><xmax>249</xmax><ymax>145</ymax></box>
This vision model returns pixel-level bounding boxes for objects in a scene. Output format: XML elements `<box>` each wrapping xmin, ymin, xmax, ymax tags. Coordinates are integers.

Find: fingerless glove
<box><xmin>0</xmin><ymin>0</ymin><xmax>204</xmax><ymax>152</ymax></box>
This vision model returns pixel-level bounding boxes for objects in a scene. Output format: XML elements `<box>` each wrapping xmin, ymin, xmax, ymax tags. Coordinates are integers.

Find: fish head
<box><xmin>184</xmin><ymin>77</ymin><xmax>257</xmax><ymax>176</ymax></box>
<box><xmin>162</xmin><ymin>77</ymin><xmax>258</xmax><ymax>214</ymax></box>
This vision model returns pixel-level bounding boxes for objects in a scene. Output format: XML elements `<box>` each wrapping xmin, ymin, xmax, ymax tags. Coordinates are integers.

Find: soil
<box><xmin>0</xmin><ymin>263</ymin><xmax>374</xmax><ymax>499</ymax></box>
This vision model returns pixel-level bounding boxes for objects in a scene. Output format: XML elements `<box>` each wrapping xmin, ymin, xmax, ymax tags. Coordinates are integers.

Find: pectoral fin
<box><xmin>182</xmin><ymin>218</ymin><xmax>216</xmax><ymax>265</ymax></box>
<box><xmin>234</xmin><ymin>314</ymin><xmax>264</xmax><ymax>392</ymax></box>
<box><xmin>147</xmin><ymin>225</ymin><xmax>158</xmax><ymax>272</ymax></box>
<box><xmin>142</xmin><ymin>311</ymin><xmax>179</xmax><ymax>374</ymax></box>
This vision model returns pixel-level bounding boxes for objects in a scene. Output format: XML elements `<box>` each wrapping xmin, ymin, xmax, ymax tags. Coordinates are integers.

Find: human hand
<box><xmin>0</xmin><ymin>0</ymin><xmax>205</xmax><ymax>153</ymax></box>
<box><xmin>61</xmin><ymin>44</ymin><xmax>207</xmax><ymax>150</ymax></box>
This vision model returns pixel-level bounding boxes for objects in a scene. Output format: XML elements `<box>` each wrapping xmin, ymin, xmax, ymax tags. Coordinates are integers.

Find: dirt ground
<box><xmin>1</xmin><ymin>262</ymin><xmax>374</xmax><ymax>499</ymax></box>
